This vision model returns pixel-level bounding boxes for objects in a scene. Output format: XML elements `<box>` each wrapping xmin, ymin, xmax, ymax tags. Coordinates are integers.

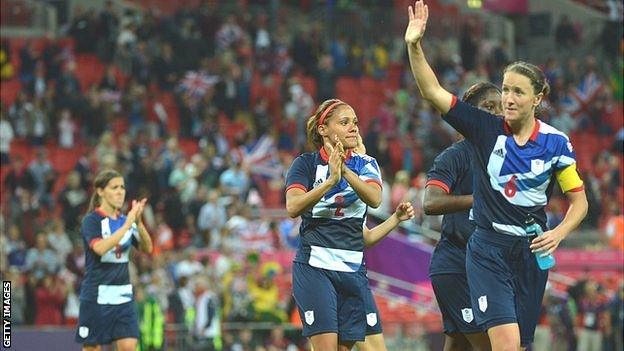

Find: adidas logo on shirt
<box><xmin>493</xmin><ymin>148</ymin><xmax>504</xmax><ymax>158</ymax></box>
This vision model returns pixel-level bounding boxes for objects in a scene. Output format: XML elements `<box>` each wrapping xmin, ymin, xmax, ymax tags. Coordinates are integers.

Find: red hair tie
<box><xmin>317</xmin><ymin>101</ymin><xmax>342</xmax><ymax>126</ymax></box>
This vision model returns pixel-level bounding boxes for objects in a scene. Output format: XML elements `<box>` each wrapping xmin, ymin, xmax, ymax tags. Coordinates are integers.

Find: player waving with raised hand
<box><xmin>405</xmin><ymin>1</ymin><xmax>588</xmax><ymax>350</ymax></box>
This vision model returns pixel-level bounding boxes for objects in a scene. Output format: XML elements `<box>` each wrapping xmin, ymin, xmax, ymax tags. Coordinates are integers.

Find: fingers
<box><xmin>324</xmin><ymin>141</ymin><xmax>334</xmax><ymax>154</ymax></box>
<box><xmin>408</xmin><ymin>5</ymin><xmax>414</xmax><ymax>21</ymax></box>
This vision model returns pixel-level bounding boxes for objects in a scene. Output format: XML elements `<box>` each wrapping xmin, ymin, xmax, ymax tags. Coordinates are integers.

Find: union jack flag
<box><xmin>561</xmin><ymin>72</ymin><xmax>605</xmax><ymax>117</ymax></box>
<box><xmin>240</xmin><ymin>134</ymin><xmax>283</xmax><ymax>179</ymax></box>
<box><xmin>178</xmin><ymin>71</ymin><xmax>218</xmax><ymax>102</ymax></box>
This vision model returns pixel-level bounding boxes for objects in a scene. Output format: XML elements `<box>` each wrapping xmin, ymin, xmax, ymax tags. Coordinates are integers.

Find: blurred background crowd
<box><xmin>0</xmin><ymin>0</ymin><xmax>622</xmax><ymax>350</ymax></box>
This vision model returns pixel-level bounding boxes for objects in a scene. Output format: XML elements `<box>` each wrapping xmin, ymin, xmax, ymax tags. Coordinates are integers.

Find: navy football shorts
<box><xmin>431</xmin><ymin>273</ymin><xmax>484</xmax><ymax>335</ymax></box>
<box><xmin>363</xmin><ymin>286</ymin><xmax>383</xmax><ymax>335</ymax></box>
<box><xmin>292</xmin><ymin>262</ymin><xmax>368</xmax><ymax>342</ymax></box>
<box><xmin>75</xmin><ymin>300</ymin><xmax>140</xmax><ymax>346</ymax></box>
<box><xmin>466</xmin><ymin>228</ymin><xmax>548</xmax><ymax>346</ymax></box>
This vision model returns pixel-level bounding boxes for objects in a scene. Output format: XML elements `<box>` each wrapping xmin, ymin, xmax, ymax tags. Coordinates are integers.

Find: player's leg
<box><xmin>114</xmin><ymin>337</ymin><xmax>138</xmax><ymax>351</ymax></box>
<box><xmin>111</xmin><ymin>302</ymin><xmax>141</xmax><ymax>351</ymax></box>
<box><xmin>76</xmin><ymin>301</ymin><xmax>109</xmax><ymax>350</ymax></box>
<box><xmin>309</xmin><ymin>332</ymin><xmax>346</xmax><ymax>351</ymax></box>
<box><xmin>354</xmin><ymin>286</ymin><xmax>386</xmax><ymax>351</ymax></box>
<box><xmin>432</xmin><ymin>273</ymin><xmax>490</xmax><ymax>351</ymax></box>
<box><xmin>464</xmin><ymin>331</ymin><xmax>493</xmax><ymax>351</ymax></box>
<box><xmin>336</xmin><ymin>270</ymin><xmax>368</xmax><ymax>351</ymax></box>
<box><xmin>355</xmin><ymin>333</ymin><xmax>387</xmax><ymax>351</ymax></box>
<box><xmin>443</xmin><ymin>333</ymin><xmax>471</xmax><ymax>351</ymax></box>
<box><xmin>514</xmin><ymin>238</ymin><xmax>548</xmax><ymax>350</ymax></box>
<box><xmin>466</xmin><ymin>232</ymin><xmax>521</xmax><ymax>351</ymax></box>
<box><xmin>293</xmin><ymin>262</ymin><xmax>341</xmax><ymax>350</ymax></box>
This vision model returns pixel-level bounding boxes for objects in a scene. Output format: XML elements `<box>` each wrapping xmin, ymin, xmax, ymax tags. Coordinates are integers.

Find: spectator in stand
<box><xmin>9</xmin><ymin>91</ymin><xmax>34</xmax><ymax>138</ymax></box>
<box><xmin>555</xmin><ymin>15</ymin><xmax>577</xmax><ymax>51</ymax></box>
<box><xmin>607</xmin><ymin>284</ymin><xmax>624</xmax><ymax>351</ymax></box>
<box><xmin>0</xmin><ymin>40</ymin><xmax>14</xmax><ymax>80</ymax></box>
<box><xmin>603</xmin><ymin>202</ymin><xmax>624</xmax><ymax>251</ymax></box>
<box><xmin>153</xmin><ymin>42</ymin><xmax>178</xmax><ymax>91</ymax></box>
<box><xmin>26</xmin><ymin>63</ymin><xmax>47</xmax><ymax>100</ymax></box>
<box><xmin>192</xmin><ymin>279</ymin><xmax>220</xmax><ymax>351</ymax></box>
<box><xmin>219</xmin><ymin>157</ymin><xmax>250</xmax><ymax>200</ymax></box>
<box><xmin>25</xmin><ymin>233</ymin><xmax>60</xmax><ymax>280</ymax></box>
<box><xmin>578</xmin><ymin>280</ymin><xmax>609</xmax><ymax>351</ymax></box>
<box><xmin>58</xmin><ymin>108</ymin><xmax>77</xmax><ymax>149</ymax></box>
<box><xmin>41</xmin><ymin>37</ymin><xmax>63</xmax><ymax>82</ymax></box>
<box><xmin>69</xmin><ymin>5</ymin><xmax>97</xmax><ymax>54</ymax></box>
<box><xmin>58</xmin><ymin>171</ymin><xmax>88</xmax><ymax>232</ymax></box>
<box><xmin>18</xmin><ymin>41</ymin><xmax>37</xmax><ymax>85</ymax></box>
<box><xmin>0</xmin><ymin>110</ymin><xmax>14</xmax><ymax>165</ymax></box>
<box><xmin>197</xmin><ymin>190</ymin><xmax>227</xmax><ymax>249</ymax></box>
<box><xmin>99</xmin><ymin>64</ymin><xmax>120</xmax><ymax>91</ymax></box>
<box><xmin>28</xmin><ymin>148</ymin><xmax>56</xmax><ymax>207</ymax></box>
<box><xmin>34</xmin><ymin>274</ymin><xmax>67</xmax><ymax>326</ymax></box>
<box><xmin>215</xmin><ymin>15</ymin><xmax>244</xmax><ymax>52</ymax></box>
<box><xmin>5</xmin><ymin>224</ymin><xmax>28</xmax><ymax>271</ymax></box>
<box><xmin>26</xmin><ymin>99</ymin><xmax>49</xmax><ymax>146</ymax></box>
<box><xmin>265</xmin><ymin>325</ymin><xmax>298</xmax><ymax>351</ymax></box>
<box><xmin>248</xmin><ymin>266</ymin><xmax>287</xmax><ymax>323</ymax></box>
<box><xmin>46</xmin><ymin>219</ymin><xmax>73</xmax><ymax>263</ymax></box>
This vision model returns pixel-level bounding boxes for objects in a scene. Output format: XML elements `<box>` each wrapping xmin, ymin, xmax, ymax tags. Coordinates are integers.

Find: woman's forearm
<box><xmin>364</xmin><ymin>214</ymin><xmax>400</xmax><ymax>247</ymax></box>
<box><xmin>92</xmin><ymin>221</ymin><xmax>132</xmax><ymax>256</ymax></box>
<box><xmin>286</xmin><ymin>181</ymin><xmax>335</xmax><ymax>218</ymax></box>
<box><xmin>137</xmin><ymin>222</ymin><xmax>153</xmax><ymax>254</ymax></box>
<box><xmin>342</xmin><ymin>167</ymin><xmax>382</xmax><ymax>208</ymax></box>
<box><xmin>407</xmin><ymin>42</ymin><xmax>453</xmax><ymax>114</ymax></box>
<box><xmin>554</xmin><ymin>191</ymin><xmax>588</xmax><ymax>238</ymax></box>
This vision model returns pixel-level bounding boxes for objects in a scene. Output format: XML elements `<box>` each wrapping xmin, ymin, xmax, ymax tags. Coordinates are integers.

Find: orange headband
<box><xmin>317</xmin><ymin>101</ymin><xmax>342</xmax><ymax>126</ymax></box>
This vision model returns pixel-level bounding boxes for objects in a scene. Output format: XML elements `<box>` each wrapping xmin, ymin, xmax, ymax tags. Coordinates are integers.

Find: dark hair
<box><xmin>87</xmin><ymin>169</ymin><xmax>123</xmax><ymax>212</ymax></box>
<box><xmin>462</xmin><ymin>82</ymin><xmax>501</xmax><ymax>105</ymax></box>
<box><xmin>503</xmin><ymin>61</ymin><xmax>551</xmax><ymax>96</ymax></box>
<box><xmin>305</xmin><ymin>98</ymin><xmax>348</xmax><ymax>149</ymax></box>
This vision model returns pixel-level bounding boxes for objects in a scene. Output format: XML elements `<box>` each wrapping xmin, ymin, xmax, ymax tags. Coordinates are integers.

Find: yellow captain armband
<box><xmin>555</xmin><ymin>164</ymin><xmax>584</xmax><ymax>193</ymax></box>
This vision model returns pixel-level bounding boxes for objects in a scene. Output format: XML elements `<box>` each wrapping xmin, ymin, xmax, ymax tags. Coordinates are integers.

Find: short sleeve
<box><xmin>426</xmin><ymin>146</ymin><xmax>466</xmax><ymax>193</ymax></box>
<box><xmin>442</xmin><ymin>99</ymin><xmax>501</xmax><ymax>142</ymax></box>
<box><xmin>81</xmin><ymin>215</ymin><xmax>102</xmax><ymax>250</ymax></box>
<box><xmin>285</xmin><ymin>155</ymin><xmax>312</xmax><ymax>193</ymax></box>
<box><xmin>358</xmin><ymin>157</ymin><xmax>382</xmax><ymax>188</ymax></box>
<box><xmin>553</xmin><ymin>137</ymin><xmax>578</xmax><ymax>170</ymax></box>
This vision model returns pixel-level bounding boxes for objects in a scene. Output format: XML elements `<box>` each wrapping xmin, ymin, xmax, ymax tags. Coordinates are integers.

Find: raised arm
<box><xmin>405</xmin><ymin>0</ymin><xmax>454</xmax><ymax>114</ymax></box>
<box><xmin>364</xmin><ymin>202</ymin><xmax>415</xmax><ymax>247</ymax></box>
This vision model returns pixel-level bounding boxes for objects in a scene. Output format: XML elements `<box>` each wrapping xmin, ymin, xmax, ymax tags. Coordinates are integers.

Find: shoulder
<box><xmin>352</xmin><ymin>152</ymin><xmax>377</xmax><ymax>163</ymax></box>
<box><xmin>537</xmin><ymin>120</ymin><xmax>573</xmax><ymax>151</ymax></box>
<box><xmin>82</xmin><ymin>211</ymin><xmax>103</xmax><ymax>224</ymax></box>
<box><xmin>538</xmin><ymin>120</ymin><xmax>570</xmax><ymax>142</ymax></box>
<box><xmin>436</xmin><ymin>141</ymin><xmax>471</xmax><ymax>163</ymax></box>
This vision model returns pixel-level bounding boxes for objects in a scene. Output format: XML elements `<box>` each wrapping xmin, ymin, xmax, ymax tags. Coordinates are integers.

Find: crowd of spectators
<box><xmin>0</xmin><ymin>1</ymin><xmax>622</xmax><ymax>350</ymax></box>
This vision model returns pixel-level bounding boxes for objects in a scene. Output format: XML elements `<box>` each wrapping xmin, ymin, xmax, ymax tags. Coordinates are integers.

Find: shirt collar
<box><xmin>503</xmin><ymin>118</ymin><xmax>541</xmax><ymax>142</ymax></box>
<box><xmin>319</xmin><ymin>146</ymin><xmax>352</xmax><ymax>163</ymax></box>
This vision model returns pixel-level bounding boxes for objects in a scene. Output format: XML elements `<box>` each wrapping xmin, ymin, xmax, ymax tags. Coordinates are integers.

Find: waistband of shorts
<box><xmin>473</xmin><ymin>228</ymin><xmax>536</xmax><ymax>248</ymax></box>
